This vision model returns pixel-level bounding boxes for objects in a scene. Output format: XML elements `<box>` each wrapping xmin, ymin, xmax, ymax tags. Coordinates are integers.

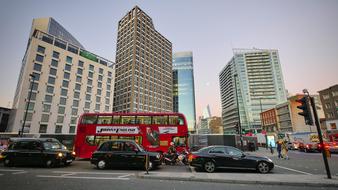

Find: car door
<box><xmin>28</xmin><ymin>141</ymin><xmax>44</xmax><ymax>166</ymax></box>
<box><xmin>208</xmin><ymin>147</ymin><xmax>231</xmax><ymax>167</ymax></box>
<box><xmin>225</xmin><ymin>147</ymin><xmax>248</xmax><ymax>169</ymax></box>
<box><xmin>121</xmin><ymin>142</ymin><xmax>138</xmax><ymax>167</ymax></box>
<box><xmin>14</xmin><ymin>141</ymin><xmax>32</xmax><ymax>165</ymax></box>
<box><xmin>109</xmin><ymin>141</ymin><xmax>125</xmax><ymax>167</ymax></box>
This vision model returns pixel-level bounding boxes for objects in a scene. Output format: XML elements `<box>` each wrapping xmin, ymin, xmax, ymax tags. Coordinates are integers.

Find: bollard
<box><xmin>145</xmin><ymin>153</ymin><xmax>149</xmax><ymax>174</ymax></box>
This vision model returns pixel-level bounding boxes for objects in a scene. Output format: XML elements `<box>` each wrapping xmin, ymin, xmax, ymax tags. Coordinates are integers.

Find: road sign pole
<box><xmin>309</xmin><ymin>96</ymin><xmax>331</xmax><ymax>179</ymax></box>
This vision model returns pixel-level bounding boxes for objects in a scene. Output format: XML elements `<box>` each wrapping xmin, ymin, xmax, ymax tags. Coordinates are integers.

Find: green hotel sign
<box><xmin>80</xmin><ymin>50</ymin><xmax>98</xmax><ymax>62</ymax></box>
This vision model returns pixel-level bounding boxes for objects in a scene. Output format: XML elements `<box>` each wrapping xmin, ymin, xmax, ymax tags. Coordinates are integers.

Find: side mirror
<box><xmin>241</xmin><ymin>153</ymin><xmax>246</xmax><ymax>158</ymax></box>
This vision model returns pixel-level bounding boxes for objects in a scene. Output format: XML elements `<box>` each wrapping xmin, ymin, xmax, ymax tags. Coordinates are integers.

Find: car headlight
<box><xmin>267</xmin><ymin>158</ymin><xmax>273</xmax><ymax>162</ymax></box>
<box><xmin>57</xmin><ymin>152</ymin><xmax>63</xmax><ymax>157</ymax></box>
<box><xmin>156</xmin><ymin>154</ymin><xmax>160</xmax><ymax>159</ymax></box>
<box><xmin>72</xmin><ymin>151</ymin><xmax>76</xmax><ymax>156</ymax></box>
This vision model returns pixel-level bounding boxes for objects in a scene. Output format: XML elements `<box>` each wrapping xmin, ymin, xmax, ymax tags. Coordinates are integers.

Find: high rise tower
<box><xmin>113</xmin><ymin>6</ymin><xmax>173</xmax><ymax>113</ymax></box>
<box><xmin>173</xmin><ymin>51</ymin><xmax>196</xmax><ymax>132</ymax></box>
<box><xmin>219</xmin><ymin>48</ymin><xmax>287</xmax><ymax>133</ymax></box>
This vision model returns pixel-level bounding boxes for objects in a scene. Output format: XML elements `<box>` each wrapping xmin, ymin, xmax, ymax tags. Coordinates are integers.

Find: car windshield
<box><xmin>43</xmin><ymin>141</ymin><xmax>65</xmax><ymax>150</ymax></box>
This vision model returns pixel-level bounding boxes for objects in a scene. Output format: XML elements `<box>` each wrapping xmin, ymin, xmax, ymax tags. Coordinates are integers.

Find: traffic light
<box><xmin>296</xmin><ymin>96</ymin><xmax>313</xmax><ymax>125</ymax></box>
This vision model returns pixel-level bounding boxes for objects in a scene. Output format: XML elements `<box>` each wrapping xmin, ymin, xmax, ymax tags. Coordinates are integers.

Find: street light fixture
<box><xmin>20</xmin><ymin>74</ymin><xmax>35</xmax><ymax>137</ymax></box>
<box><xmin>234</xmin><ymin>74</ymin><xmax>244</xmax><ymax>150</ymax></box>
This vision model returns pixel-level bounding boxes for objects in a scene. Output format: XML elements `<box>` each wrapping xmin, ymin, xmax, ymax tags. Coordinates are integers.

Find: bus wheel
<box><xmin>97</xmin><ymin>160</ymin><xmax>106</xmax><ymax>169</ymax></box>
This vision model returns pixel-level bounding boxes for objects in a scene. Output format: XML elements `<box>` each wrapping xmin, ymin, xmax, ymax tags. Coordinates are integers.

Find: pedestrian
<box><xmin>281</xmin><ymin>141</ymin><xmax>289</xmax><ymax>160</ymax></box>
<box><xmin>276</xmin><ymin>140</ymin><xmax>282</xmax><ymax>159</ymax></box>
<box><xmin>269</xmin><ymin>142</ymin><xmax>274</xmax><ymax>154</ymax></box>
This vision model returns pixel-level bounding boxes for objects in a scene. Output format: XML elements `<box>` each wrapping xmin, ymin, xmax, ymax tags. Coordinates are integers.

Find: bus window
<box><xmin>112</xmin><ymin>116</ymin><xmax>120</xmax><ymax>124</ymax></box>
<box><xmin>82</xmin><ymin>115</ymin><xmax>97</xmax><ymax>124</ymax></box>
<box><xmin>85</xmin><ymin>135</ymin><xmax>95</xmax><ymax>146</ymax></box>
<box><xmin>152</xmin><ymin>116</ymin><xmax>168</xmax><ymax>125</ymax></box>
<box><xmin>136</xmin><ymin>116</ymin><xmax>151</xmax><ymax>124</ymax></box>
<box><xmin>95</xmin><ymin>136</ymin><xmax>110</xmax><ymax>145</ymax></box>
<box><xmin>169</xmin><ymin>116</ymin><xmax>179</xmax><ymax>125</ymax></box>
<box><xmin>97</xmin><ymin>116</ymin><xmax>112</xmax><ymax>124</ymax></box>
<box><xmin>121</xmin><ymin>116</ymin><xmax>136</xmax><ymax>124</ymax></box>
<box><xmin>172</xmin><ymin>136</ymin><xmax>186</xmax><ymax>147</ymax></box>
<box><xmin>178</xmin><ymin>117</ymin><xmax>184</xmax><ymax>125</ymax></box>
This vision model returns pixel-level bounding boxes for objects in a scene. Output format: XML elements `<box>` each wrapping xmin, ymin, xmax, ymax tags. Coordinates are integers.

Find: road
<box><xmin>0</xmin><ymin>151</ymin><xmax>337</xmax><ymax>190</ymax></box>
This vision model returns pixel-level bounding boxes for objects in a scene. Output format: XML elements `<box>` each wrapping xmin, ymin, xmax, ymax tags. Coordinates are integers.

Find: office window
<box><xmin>49</xmin><ymin>68</ymin><xmax>57</xmax><ymax>76</ymax></box>
<box><xmin>96</xmin><ymin>96</ymin><xmax>101</xmax><ymax>103</ymax></box>
<box><xmin>87</xmin><ymin>86</ymin><xmax>92</xmax><ymax>93</ymax></box>
<box><xmin>58</xmin><ymin>106</ymin><xmax>65</xmax><ymax>114</ymax></box>
<box><xmin>51</xmin><ymin>59</ymin><xmax>58</xmax><ymax>67</ymax></box>
<box><xmin>60</xmin><ymin>97</ymin><xmax>67</xmax><ymax>105</ymax></box>
<box><xmin>61</xmin><ymin>89</ymin><xmax>68</xmax><ymax>96</ymax></box>
<box><xmin>89</xmin><ymin>64</ymin><xmax>94</xmax><ymax>71</ymax></box>
<box><xmin>26</xmin><ymin>102</ymin><xmax>35</xmax><ymax>111</ymax></box>
<box><xmin>97</xmin><ymin>89</ymin><xmax>102</xmax><ymax>95</ymax></box>
<box><xmin>98</xmin><ymin>75</ymin><xmax>103</xmax><ymax>81</ymax></box>
<box><xmin>30</xmin><ymin>92</ymin><xmax>37</xmax><ymax>101</ymax></box>
<box><xmin>71</xmin><ymin>117</ymin><xmax>77</xmax><ymax>125</ymax></box>
<box><xmin>106</xmin><ymin>91</ymin><xmax>111</xmax><ymax>97</ymax></box>
<box><xmin>55</xmin><ymin>125</ymin><xmax>62</xmax><ymax>133</ymax></box>
<box><xmin>74</xmin><ymin>91</ymin><xmax>80</xmax><ymax>99</ymax></box>
<box><xmin>42</xmin><ymin>104</ymin><xmax>51</xmax><ymax>112</ymax></box>
<box><xmin>52</xmin><ymin>51</ymin><xmax>59</xmax><ymax>59</ymax></box>
<box><xmin>37</xmin><ymin>45</ymin><xmax>45</xmax><ymax>54</ymax></box>
<box><xmin>46</xmin><ymin>85</ymin><xmax>54</xmax><ymax>94</ymax></box>
<box><xmin>85</xmin><ymin>102</ymin><xmax>90</xmax><ymax>109</ymax></box>
<box><xmin>105</xmin><ymin>106</ymin><xmax>110</xmax><ymax>112</ymax></box>
<box><xmin>57</xmin><ymin>115</ymin><xmax>64</xmax><ymax>123</ymax></box>
<box><xmin>86</xmin><ymin>94</ymin><xmax>91</xmax><ymax>101</ymax></box>
<box><xmin>44</xmin><ymin>95</ymin><xmax>53</xmax><ymax>103</ymax></box>
<box><xmin>76</xmin><ymin>76</ymin><xmax>82</xmax><ymax>83</ymax></box>
<box><xmin>64</xmin><ymin>72</ymin><xmax>70</xmax><ymax>79</ymax></box>
<box><xmin>95</xmin><ymin>104</ymin><xmax>100</xmax><ymax>110</ymax></box>
<box><xmin>62</xmin><ymin>80</ymin><xmax>69</xmax><ymax>88</ymax></box>
<box><xmin>48</xmin><ymin>77</ymin><xmax>55</xmax><ymax>85</ymax></box>
<box><xmin>107</xmin><ymin>78</ymin><xmax>111</xmax><ymax>84</ymax></box>
<box><xmin>108</xmin><ymin>71</ymin><xmax>112</xmax><ymax>77</ymax></box>
<box><xmin>98</xmin><ymin>82</ymin><xmax>102</xmax><ymax>88</ymax></box>
<box><xmin>36</xmin><ymin>54</ymin><xmax>44</xmax><ymax>62</ymax></box>
<box><xmin>87</xmin><ymin>79</ymin><xmax>93</xmax><ymax>85</ymax></box>
<box><xmin>41</xmin><ymin>114</ymin><xmax>49</xmax><ymax>122</ymax></box>
<box><xmin>75</xmin><ymin>83</ymin><xmax>81</xmax><ymax>91</ymax></box>
<box><xmin>33</xmin><ymin>63</ymin><xmax>42</xmax><ymax>72</ymax></box>
<box><xmin>66</xmin><ymin>56</ymin><xmax>72</xmax><ymax>63</ymax></box>
<box><xmin>39</xmin><ymin>124</ymin><xmax>47</xmax><ymax>133</ymax></box>
<box><xmin>78</xmin><ymin>61</ymin><xmax>84</xmax><ymax>67</ymax></box>
<box><xmin>105</xmin><ymin>98</ymin><xmax>110</xmax><ymax>104</ymax></box>
<box><xmin>69</xmin><ymin>126</ymin><xmax>76</xmax><ymax>133</ymax></box>
<box><xmin>99</xmin><ymin>68</ymin><xmax>103</xmax><ymax>74</ymax></box>
<box><xmin>73</xmin><ymin>100</ymin><xmax>79</xmax><ymax>107</ymax></box>
<box><xmin>88</xmin><ymin>72</ymin><xmax>93</xmax><ymax>78</ymax></box>
<box><xmin>77</xmin><ymin>68</ymin><xmax>83</xmax><ymax>75</ymax></box>
<box><xmin>107</xmin><ymin>85</ymin><xmax>111</xmax><ymax>90</ymax></box>
<box><xmin>32</xmin><ymin>72</ymin><xmax>40</xmax><ymax>81</ymax></box>
<box><xmin>65</xmin><ymin>64</ymin><xmax>71</xmax><ymax>72</ymax></box>
<box><xmin>72</xmin><ymin>108</ymin><xmax>78</xmax><ymax>116</ymax></box>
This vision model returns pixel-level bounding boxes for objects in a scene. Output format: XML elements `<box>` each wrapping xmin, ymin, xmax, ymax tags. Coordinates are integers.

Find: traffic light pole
<box><xmin>307</xmin><ymin>94</ymin><xmax>331</xmax><ymax>179</ymax></box>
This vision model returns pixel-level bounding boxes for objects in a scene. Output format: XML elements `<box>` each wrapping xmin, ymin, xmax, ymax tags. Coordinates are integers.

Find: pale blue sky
<box><xmin>0</xmin><ymin>0</ymin><xmax>337</xmax><ymax>118</ymax></box>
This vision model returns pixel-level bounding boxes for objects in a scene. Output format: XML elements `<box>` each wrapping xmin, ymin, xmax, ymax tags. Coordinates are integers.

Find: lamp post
<box><xmin>20</xmin><ymin>74</ymin><xmax>35</xmax><ymax>137</ymax></box>
<box><xmin>234</xmin><ymin>74</ymin><xmax>243</xmax><ymax>150</ymax></box>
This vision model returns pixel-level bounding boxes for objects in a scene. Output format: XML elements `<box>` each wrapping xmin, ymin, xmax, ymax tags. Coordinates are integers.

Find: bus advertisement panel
<box><xmin>74</xmin><ymin>113</ymin><xmax>189</xmax><ymax>158</ymax></box>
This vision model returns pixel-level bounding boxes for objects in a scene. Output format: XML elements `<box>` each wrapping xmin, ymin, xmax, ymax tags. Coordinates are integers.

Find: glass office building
<box><xmin>173</xmin><ymin>52</ymin><xmax>196</xmax><ymax>132</ymax></box>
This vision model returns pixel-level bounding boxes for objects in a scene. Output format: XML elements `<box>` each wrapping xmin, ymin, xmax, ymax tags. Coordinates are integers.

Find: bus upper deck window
<box><xmin>82</xmin><ymin>116</ymin><xmax>97</xmax><ymax>124</ymax></box>
<box><xmin>178</xmin><ymin>117</ymin><xmax>184</xmax><ymax>125</ymax></box>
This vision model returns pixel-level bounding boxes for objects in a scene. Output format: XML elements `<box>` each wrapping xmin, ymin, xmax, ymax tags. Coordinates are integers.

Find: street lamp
<box><xmin>234</xmin><ymin>74</ymin><xmax>244</xmax><ymax>150</ymax></box>
<box><xmin>20</xmin><ymin>74</ymin><xmax>35</xmax><ymax>137</ymax></box>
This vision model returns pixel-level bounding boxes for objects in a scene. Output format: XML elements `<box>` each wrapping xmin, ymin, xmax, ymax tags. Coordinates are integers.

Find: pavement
<box><xmin>137</xmin><ymin>148</ymin><xmax>338</xmax><ymax>187</ymax></box>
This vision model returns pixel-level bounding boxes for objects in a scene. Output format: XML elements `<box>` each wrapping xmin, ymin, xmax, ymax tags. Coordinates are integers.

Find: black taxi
<box><xmin>0</xmin><ymin>138</ymin><xmax>75</xmax><ymax>167</ymax></box>
<box><xmin>91</xmin><ymin>140</ymin><xmax>161</xmax><ymax>170</ymax></box>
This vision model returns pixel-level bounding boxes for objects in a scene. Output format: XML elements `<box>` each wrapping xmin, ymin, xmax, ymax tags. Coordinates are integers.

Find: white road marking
<box><xmin>12</xmin><ymin>171</ymin><xmax>28</xmax><ymax>175</ymax></box>
<box><xmin>275</xmin><ymin>165</ymin><xmax>313</xmax><ymax>175</ymax></box>
<box><xmin>52</xmin><ymin>171</ymin><xmax>133</xmax><ymax>175</ymax></box>
<box><xmin>0</xmin><ymin>169</ymin><xmax>25</xmax><ymax>172</ymax></box>
<box><xmin>36</xmin><ymin>175</ymin><xmax>130</xmax><ymax>180</ymax></box>
<box><xmin>118</xmin><ymin>174</ymin><xmax>133</xmax><ymax>178</ymax></box>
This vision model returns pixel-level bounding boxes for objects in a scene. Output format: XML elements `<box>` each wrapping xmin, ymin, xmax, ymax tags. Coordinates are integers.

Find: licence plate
<box><xmin>66</xmin><ymin>159</ymin><xmax>73</xmax><ymax>163</ymax></box>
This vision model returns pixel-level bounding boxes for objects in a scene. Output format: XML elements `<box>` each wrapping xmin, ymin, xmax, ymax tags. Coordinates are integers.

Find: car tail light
<box><xmin>306</xmin><ymin>144</ymin><xmax>310</xmax><ymax>149</ymax></box>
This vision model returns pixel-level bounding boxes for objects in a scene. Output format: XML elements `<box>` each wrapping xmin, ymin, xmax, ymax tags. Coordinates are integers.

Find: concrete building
<box><xmin>276</xmin><ymin>102</ymin><xmax>292</xmax><ymax>132</ymax></box>
<box><xmin>219</xmin><ymin>48</ymin><xmax>287</xmax><ymax>133</ymax></box>
<box><xmin>260</xmin><ymin>108</ymin><xmax>278</xmax><ymax>133</ymax></box>
<box><xmin>0</xmin><ymin>107</ymin><xmax>11</xmax><ymax>132</ymax></box>
<box><xmin>113</xmin><ymin>6</ymin><xmax>173</xmax><ymax>113</ymax></box>
<box><xmin>173</xmin><ymin>51</ymin><xmax>196</xmax><ymax>132</ymax></box>
<box><xmin>7</xmin><ymin>18</ymin><xmax>115</xmax><ymax>134</ymax></box>
<box><xmin>319</xmin><ymin>84</ymin><xmax>338</xmax><ymax>130</ymax></box>
<box><xmin>208</xmin><ymin>117</ymin><xmax>223</xmax><ymax>134</ymax></box>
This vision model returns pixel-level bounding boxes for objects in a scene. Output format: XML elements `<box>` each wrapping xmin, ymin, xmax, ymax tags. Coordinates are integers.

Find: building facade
<box><xmin>319</xmin><ymin>84</ymin><xmax>338</xmax><ymax>130</ymax></box>
<box><xmin>7</xmin><ymin>18</ymin><xmax>115</xmax><ymax>134</ymax></box>
<box><xmin>113</xmin><ymin>6</ymin><xmax>173</xmax><ymax>113</ymax></box>
<box><xmin>276</xmin><ymin>102</ymin><xmax>292</xmax><ymax>132</ymax></box>
<box><xmin>260</xmin><ymin>108</ymin><xmax>278</xmax><ymax>133</ymax></box>
<box><xmin>0</xmin><ymin>107</ymin><xmax>11</xmax><ymax>132</ymax></box>
<box><xmin>173</xmin><ymin>51</ymin><xmax>196</xmax><ymax>132</ymax></box>
<box><xmin>219</xmin><ymin>48</ymin><xmax>287</xmax><ymax>133</ymax></box>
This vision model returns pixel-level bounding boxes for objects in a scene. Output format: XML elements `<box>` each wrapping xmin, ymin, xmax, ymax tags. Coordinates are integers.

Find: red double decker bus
<box><xmin>74</xmin><ymin>112</ymin><xmax>189</xmax><ymax>158</ymax></box>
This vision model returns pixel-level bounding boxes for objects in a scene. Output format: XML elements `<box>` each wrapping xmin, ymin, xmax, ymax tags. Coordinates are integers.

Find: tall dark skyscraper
<box><xmin>173</xmin><ymin>52</ymin><xmax>196</xmax><ymax>132</ymax></box>
<box><xmin>113</xmin><ymin>6</ymin><xmax>173</xmax><ymax>113</ymax></box>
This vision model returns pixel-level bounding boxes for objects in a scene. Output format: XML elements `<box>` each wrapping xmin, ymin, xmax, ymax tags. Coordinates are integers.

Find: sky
<box><xmin>0</xmin><ymin>0</ymin><xmax>337</xmax><ymax>119</ymax></box>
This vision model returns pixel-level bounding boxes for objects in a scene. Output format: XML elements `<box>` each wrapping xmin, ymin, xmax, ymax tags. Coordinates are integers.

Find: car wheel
<box><xmin>4</xmin><ymin>158</ymin><xmax>13</xmax><ymax>167</ymax></box>
<box><xmin>257</xmin><ymin>161</ymin><xmax>270</xmax><ymax>174</ymax></box>
<box><xmin>204</xmin><ymin>161</ymin><xmax>215</xmax><ymax>173</ymax></box>
<box><xmin>45</xmin><ymin>159</ymin><xmax>54</xmax><ymax>168</ymax></box>
<box><xmin>97</xmin><ymin>160</ymin><xmax>106</xmax><ymax>169</ymax></box>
